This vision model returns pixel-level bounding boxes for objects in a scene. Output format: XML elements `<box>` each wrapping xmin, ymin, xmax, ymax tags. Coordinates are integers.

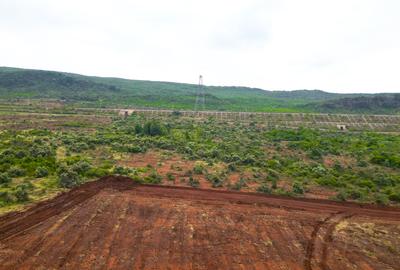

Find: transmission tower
<box><xmin>194</xmin><ymin>75</ymin><xmax>205</xmax><ymax>111</ymax></box>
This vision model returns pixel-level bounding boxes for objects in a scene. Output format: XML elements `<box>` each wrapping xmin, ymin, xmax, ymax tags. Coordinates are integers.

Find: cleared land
<box><xmin>1</xmin><ymin>176</ymin><xmax>399</xmax><ymax>270</ymax></box>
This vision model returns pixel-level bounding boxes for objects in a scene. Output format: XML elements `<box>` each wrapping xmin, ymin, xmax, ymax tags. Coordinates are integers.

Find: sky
<box><xmin>1</xmin><ymin>0</ymin><xmax>399</xmax><ymax>93</ymax></box>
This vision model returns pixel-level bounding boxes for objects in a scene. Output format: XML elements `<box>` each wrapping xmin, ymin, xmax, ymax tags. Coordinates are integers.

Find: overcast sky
<box><xmin>1</xmin><ymin>0</ymin><xmax>399</xmax><ymax>93</ymax></box>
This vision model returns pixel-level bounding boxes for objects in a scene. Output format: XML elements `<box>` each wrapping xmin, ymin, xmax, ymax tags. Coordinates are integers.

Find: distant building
<box><xmin>118</xmin><ymin>109</ymin><xmax>135</xmax><ymax>118</ymax></box>
<box><xmin>337</xmin><ymin>124</ymin><xmax>347</xmax><ymax>131</ymax></box>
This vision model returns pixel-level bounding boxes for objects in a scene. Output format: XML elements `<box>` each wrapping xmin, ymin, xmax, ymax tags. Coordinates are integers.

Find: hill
<box><xmin>0</xmin><ymin>67</ymin><xmax>397</xmax><ymax>113</ymax></box>
<box><xmin>306</xmin><ymin>95</ymin><xmax>400</xmax><ymax>114</ymax></box>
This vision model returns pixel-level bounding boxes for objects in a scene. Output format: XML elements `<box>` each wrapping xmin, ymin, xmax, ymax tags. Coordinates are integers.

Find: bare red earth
<box><xmin>1</xmin><ymin>176</ymin><xmax>399</xmax><ymax>270</ymax></box>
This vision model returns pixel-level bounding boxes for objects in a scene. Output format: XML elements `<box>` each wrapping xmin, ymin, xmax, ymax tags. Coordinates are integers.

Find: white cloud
<box><xmin>0</xmin><ymin>0</ymin><xmax>399</xmax><ymax>93</ymax></box>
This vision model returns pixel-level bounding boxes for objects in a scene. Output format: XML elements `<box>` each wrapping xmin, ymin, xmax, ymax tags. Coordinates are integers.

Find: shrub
<box><xmin>292</xmin><ymin>182</ymin><xmax>304</xmax><ymax>194</ymax></box>
<box><xmin>59</xmin><ymin>170</ymin><xmax>81</xmax><ymax>188</ymax></box>
<box><xmin>113</xmin><ymin>166</ymin><xmax>131</xmax><ymax>176</ymax></box>
<box><xmin>271</xmin><ymin>178</ymin><xmax>278</xmax><ymax>189</ymax></box>
<box><xmin>86</xmin><ymin>167</ymin><xmax>109</xmax><ymax>178</ymax></box>
<box><xmin>193</xmin><ymin>163</ymin><xmax>204</xmax><ymax>174</ymax></box>
<box><xmin>336</xmin><ymin>190</ymin><xmax>348</xmax><ymax>201</ymax></box>
<box><xmin>0</xmin><ymin>173</ymin><xmax>11</xmax><ymax>185</ymax></box>
<box><xmin>227</xmin><ymin>163</ymin><xmax>237</xmax><ymax>172</ymax></box>
<box><xmin>348</xmin><ymin>189</ymin><xmax>363</xmax><ymax>200</ymax></box>
<box><xmin>35</xmin><ymin>167</ymin><xmax>49</xmax><ymax>178</ymax></box>
<box><xmin>375</xmin><ymin>194</ymin><xmax>389</xmax><ymax>205</ymax></box>
<box><xmin>0</xmin><ymin>191</ymin><xmax>13</xmax><ymax>204</ymax></box>
<box><xmin>188</xmin><ymin>176</ymin><xmax>199</xmax><ymax>188</ymax></box>
<box><xmin>308</xmin><ymin>149</ymin><xmax>322</xmax><ymax>160</ymax></box>
<box><xmin>388</xmin><ymin>192</ymin><xmax>400</xmax><ymax>202</ymax></box>
<box><xmin>71</xmin><ymin>160</ymin><xmax>91</xmax><ymax>175</ymax></box>
<box><xmin>231</xmin><ymin>177</ymin><xmax>247</xmax><ymax>191</ymax></box>
<box><xmin>8</xmin><ymin>166</ymin><xmax>26</xmax><ymax>177</ymax></box>
<box><xmin>257</xmin><ymin>184</ymin><xmax>271</xmax><ymax>194</ymax></box>
<box><xmin>206</xmin><ymin>174</ymin><xmax>224</xmax><ymax>188</ymax></box>
<box><xmin>145</xmin><ymin>171</ymin><xmax>162</xmax><ymax>184</ymax></box>
<box><xmin>143</xmin><ymin>121</ymin><xmax>167</xmax><ymax>136</ymax></box>
<box><xmin>13</xmin><ymin>184</ymin><xmax>32</xmax><ymax>202</ymax></box>
<box><xmin>166</xmin><ymin>172</ymin><xmax>175</xmax><ymax>181</ymax></box>
<box><xmin>134</xmin><ymin>123</ymin><xmax>143</xmax><ymax>134</ymax></box>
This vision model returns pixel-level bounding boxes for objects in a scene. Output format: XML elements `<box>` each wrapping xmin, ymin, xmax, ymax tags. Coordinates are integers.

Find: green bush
<box><xmin>292</xmin><ymin>182</ymin><xmax>305</xmax><ymax>194</ymax></box>
<box><xmin>145</xmin><ymin>171</ymin><xmax>162</xmax><ymax>184</ymax></box>
<box><xmin>13</xmin><ymin>183</ymin><xmax>33</xmax><ymax>202</ymax></box>
<box><xmin>71</xmin><ymin>160</ymin><xmax>91</xmax><ymax>175</ymax></box>
<box><xmin>206</xmin><ymin>174</ymin><xmax>224</xmax><ymax>188</ymax></box>
<box><xmin>257</xmin><ymin>183</ymin><xmax>271</xmax><ymax>194</ymax></box>
<box><xmin>375</xmin><ymin>194</ymin><xmax>389</xmax><ymax>205</ymax></box>
<box><xmin>0</xmin><ymin>173</ymin><xmax>11</xmax><ymax>185</ymax></box>
<box><xmin>35</xmin><ymin>167</ymin><xmax>49</xmax><ymax>178</ymax></box>
<box><xmin>0</xmin><ymin>191</ymin><xmax>13</xmax><ymax>204</ymax></box>
<box><xmin>271</xmin><ymin>178</ymin><xmax>278</xmax><ymax>189</ymax></box>
<box><xmin>113</xmin><ymin>166</ymin><xmax>131</xmax><ymax>176</ymax></box>
<box><xmin>8</xmin><ymin>166</ymin><xmax>26</xmax><ymax>177</ymax></box>
<box><xmin>59</xmin><ymin>170</ymin><xmax>81</xmax><ymax>188</ymax></box>
<box><xmin>388</xmin><ymin>191</ymin><xmax>400</xmax><ymax>202</ymax></box>
<box><xmin>166</xmin><ymin>172</ymin><xmax>175</xmax><ymax>181</ymax></box>
<box><xmin>193</xmin><ymin>164</ymin><xmax>204</xmax><ymax>174</ymax></box>
<box><xmin>336</xmin><ymin>190</ymin><xmax>348</xmax><ymax>201</ymax></box>
<box><xmin>143</xmin><ymin>121</ymin><xmax>167</xmax><ymax>136</ymax></box>
<box><xmin>188</xmin><ymin>176</ymin><xmax>199</xmax><ymax>188</ymax></box>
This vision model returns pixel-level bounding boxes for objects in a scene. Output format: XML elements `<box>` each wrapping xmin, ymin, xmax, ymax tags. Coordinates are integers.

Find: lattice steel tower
<box><xmin>194</xmin><ymin>75</ymin><xmax>205</xmax><ymax>111</ymax></box>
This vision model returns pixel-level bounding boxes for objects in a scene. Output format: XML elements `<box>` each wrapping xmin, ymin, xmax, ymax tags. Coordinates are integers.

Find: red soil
<box><xmin>0</xmin><ymin>176</ymin><xmax>399</xmax><ymax>270</ymax></box>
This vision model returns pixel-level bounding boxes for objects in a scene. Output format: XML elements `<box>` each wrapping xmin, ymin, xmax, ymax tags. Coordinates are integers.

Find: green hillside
<box><xmin>0</xmin><ymin>67</ymin><xmax>397</xmax><ymax>113</ymax></box>
<box><xmin>305</xmin><ymin>95</ymin><xmax>400</xmax><ymax>114</ymax></box>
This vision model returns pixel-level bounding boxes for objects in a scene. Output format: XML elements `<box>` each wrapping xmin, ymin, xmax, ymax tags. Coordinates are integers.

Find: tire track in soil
<box><xmin>319</xmin><ymin>213</ymin><xmax>354</xmax><ymax>270</ymax></box>
<box><xmin>1</xmin><ymin>176</ymin><xmax>400</xmax><ymax>269</ymax></box>
<box><xmin>0</xmin><ymin>176</ymin><xmax>138</xmax><ymax>242</ymax></box>
<box><xmin>56</xmin><ymin>196</ymin><xmax>114</xmax><ymax>268</ymax></box>
<box><xmin>11</xmin><ymin>206</ymin><xmax>82</xmax><ymax>267</ymax></box>
<box><xmin>303</xmin><ymin>212</ymin><xmax>341</xmax><ymax>270</ymax></box>
<box><xmin>103</xmin><ymin>198</ymin><xmax>129</xmax><ymax>269</ymax></box>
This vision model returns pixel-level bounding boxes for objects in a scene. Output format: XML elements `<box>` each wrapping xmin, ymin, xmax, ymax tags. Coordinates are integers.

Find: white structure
<box><xmin>118</xmin><ymin>109</ymin><xmax>135</xmax><ymax>118</ymax></box>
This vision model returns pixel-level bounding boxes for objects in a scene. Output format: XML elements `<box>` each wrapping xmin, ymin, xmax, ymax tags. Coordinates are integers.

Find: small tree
<box><xmin>59</xmin><ymin>170</ymin><xmax>81</xmax><ymax>188</ymax></box>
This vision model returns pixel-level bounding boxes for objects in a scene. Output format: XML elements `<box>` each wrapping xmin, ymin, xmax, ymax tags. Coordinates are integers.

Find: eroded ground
<box><xmin>0</xmin><ymin>176</ymin><xmax>399</xmax><ymax>270</ymax></box>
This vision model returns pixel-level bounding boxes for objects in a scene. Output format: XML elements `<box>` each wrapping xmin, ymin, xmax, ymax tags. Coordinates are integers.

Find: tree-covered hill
<box><xmin>306</xmin><ymin>95</ymin><xmax>400</xmax><ymax>114</ymax></box>
<box><xmin>0</xmin><ymin>67</ymin><xmax>397</xmax><ymax>114</ymax></box>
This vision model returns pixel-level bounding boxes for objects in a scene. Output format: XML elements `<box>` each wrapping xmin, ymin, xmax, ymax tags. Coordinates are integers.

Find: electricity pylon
<box><xmin>194</xmin><ymin>75</ymin><xmax>205</xmax><ymax>111</ymax></box>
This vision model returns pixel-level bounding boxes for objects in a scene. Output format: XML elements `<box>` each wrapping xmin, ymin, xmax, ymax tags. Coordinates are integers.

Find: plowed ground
<box><xmin>1</xmin><ymin>176</ymin><xmax>400</xmax><ymax>270</ymax></box>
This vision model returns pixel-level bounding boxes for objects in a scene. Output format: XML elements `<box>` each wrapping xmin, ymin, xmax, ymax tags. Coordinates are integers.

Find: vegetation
<box><xmin>2</xmin><ymin>67</ymin><xmax>397</xmax><ymax>114</ymax></box>
<box><xmin>1</xmin><ymin>108</ymin><xmax>400</xmax><ymax>213</ymax></box>
<box><xmin>307</xmin><ymin>94</ymin><xmax>400</xmax><ymax>114</ymax></box>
